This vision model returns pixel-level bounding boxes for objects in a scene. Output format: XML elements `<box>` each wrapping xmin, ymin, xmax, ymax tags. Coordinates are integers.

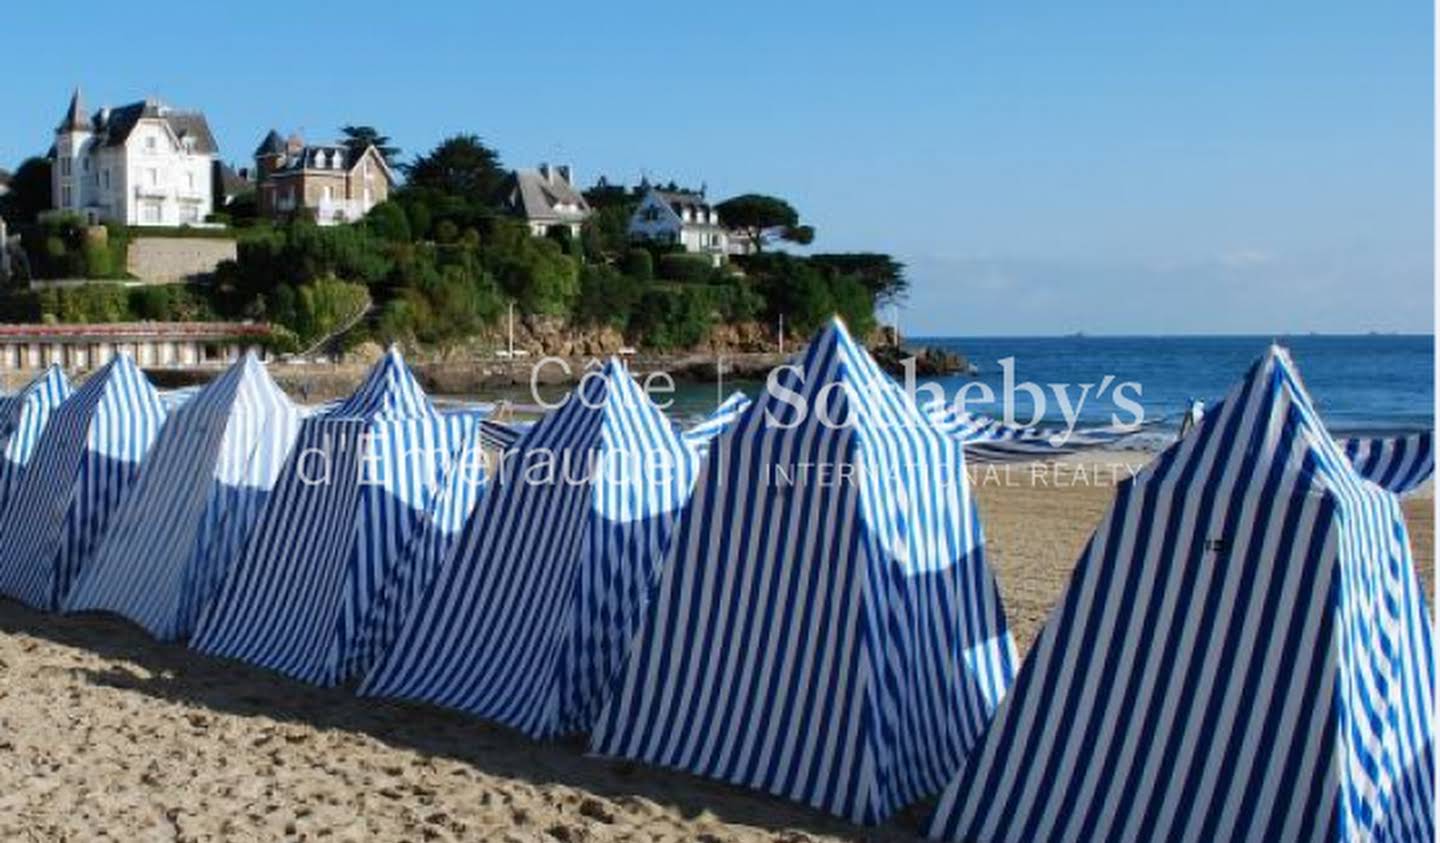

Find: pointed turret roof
<box><xmin>254</xmin><ymin>129</ymin><xmax>287</xmax><ymax>157</ymax></box>
<box><xmin>57</xmin><ymin>88</ymin><xmax>89</xmax><ymax>133</ymax></box>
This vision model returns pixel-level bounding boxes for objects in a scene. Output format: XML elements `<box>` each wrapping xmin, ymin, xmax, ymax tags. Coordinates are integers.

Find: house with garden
<box><xmin>253</xmin><ymin>131</ymin><xmax>394</xmax><ymax>225</ymax></box>
<box><xmin>502</xmin><ymin>164</ymin><xmax>590</xmax><ymax>237</ymax></box>
<box><xmin>49</xmin><ymin>89</ymin><xmax>219</xmax><ymax>227</ymax></box>
<box><xmin>627</xmin><ymin>186</ymin><xmax>735</xmax><ymax>265</ymax></box>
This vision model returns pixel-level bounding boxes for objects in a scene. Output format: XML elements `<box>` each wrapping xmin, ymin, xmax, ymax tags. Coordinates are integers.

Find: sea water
<box><xmin>662</xmin><ymin>334</ymin><xmax>1434</xmax><ymax>445</ymax></box>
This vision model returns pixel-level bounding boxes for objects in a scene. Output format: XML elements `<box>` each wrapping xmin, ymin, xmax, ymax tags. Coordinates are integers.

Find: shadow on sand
<box><xmin>0</xmin><ymin>598</ymin><xmax>929</xmax><ymax>842</ymax></box>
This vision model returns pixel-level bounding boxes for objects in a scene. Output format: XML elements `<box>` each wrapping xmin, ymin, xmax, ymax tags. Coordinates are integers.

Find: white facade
<box><xmin>52</xmin><ymin>93</ymin><xmax>216</xmax><ymax>227</ymax></box>
<box><xmin>628</xmin><ymin>188</ymin><xmax>731</xmax><ymax>265</ymax></box>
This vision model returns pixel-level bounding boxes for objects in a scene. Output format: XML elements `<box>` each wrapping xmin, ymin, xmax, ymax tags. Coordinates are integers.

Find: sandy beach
<box><xmin>0</xmin><ymin>453</ymin><xmax>1430</xmax><ymax>842</ymax></box>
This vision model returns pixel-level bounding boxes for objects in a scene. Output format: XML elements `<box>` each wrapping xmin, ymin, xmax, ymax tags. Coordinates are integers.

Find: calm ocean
<box><xmin>663</xmin><ymin>334</ymin><xmax>1434</xmax><ymax>440</ymax></box>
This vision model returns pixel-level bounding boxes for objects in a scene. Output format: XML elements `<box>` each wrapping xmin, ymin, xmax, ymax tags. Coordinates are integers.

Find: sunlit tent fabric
<box><xmin>360</xmin><ymin>406</ymin><xmax>488</xmax><ymax>671</ymax></box>
<box><xmin>680</xmin><ymin>391</ymin><xmax>750</xmax><ymax>457</ymax></box>
<box><xmin>361</xmin><ymin>359</ymin><xmax>700</xmax><ymax>739</ymax></box>
<box><xmin>928</xmin><ymin>346</ymin><xmax>1434</xmax><ymax>843</ymax></box>
<box><xmin>0</xmin><ymin>365</ymin><xmax>72</xmax><ymax>510</ymax></box>
<box><xmin>0</xmin><ymin>355</ymin><xmax>165</xmax><ymax>610</ymax></box>
<box><xmin>1341</xmin><ymin>432</ymin><xmax>1433</xmax><ymax>496</ymax></box>
<box><xmin>190</xmin><ymin>349</ymin><xmax>480</xmax><ymax>686</ymax></box>
<box><xmin>64</xmin><ymin>353</ymin><xmax>304</xmax><ymax>640</ymax></box>
<box><xmin>591</xmin><ymin>319</ymin><xmax>1017</xmax><ymax>825</ymax></box>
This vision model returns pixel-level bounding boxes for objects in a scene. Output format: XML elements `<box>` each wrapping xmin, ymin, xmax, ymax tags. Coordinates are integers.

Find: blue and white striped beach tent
<box><xmin>590</xmin><ymin>318</ymin><xmax>1016</xmax><ymax>825</ymax></box>
<box><xmin>0</xmin><ymin>355</ymin><xmax>166</xmax><ymax>610</ymax></box>
<box><xmin>680</xmin><ymin>391</ymin><xmax>750</xmax><ymax>457</ymax></box>
<box><xmin>358</xmin><ymin>404</ymin><xmax>490</xmax><ymax>672</ymax></box>
<box><xmin>928</xmin><ymin>345</ymin><xmax>1434</xmax><ymax>843</ymax></box>
<box><xmin>189</xmin><ymin>348</ymin><xmax>480</xmax><ymax>686</ymax></box>
<box><xmin>926</xmin><ymin>401</ymin><xmax>1139</xmax><ymax>464</ymax></box>
<box><xmin>360</xmin><ymin>359</ymin><xmax>700</xmax><ymax>739</ymax></box>
<box><xmin>64</xmin><ymin>353</ymin><xmax>304</xmax><ymax>640</ymax></box>
<box><xmin>1342</xmin><ymin>432</ymin><xmax>1433</xmax><ymax>496</ymax></box>
<box><xmin>0</xmin><ymin>365</ymin><xmax>72</xmax><ymax>511</ymax></box>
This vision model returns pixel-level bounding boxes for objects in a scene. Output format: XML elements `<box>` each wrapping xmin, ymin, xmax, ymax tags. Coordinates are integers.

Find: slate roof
<box><xmin>59</xmin><ymin>95</ymin><xmax>219</xmax><ymax>155</ymax></box>
<box><xmin>506</xmin><ymin>168</ymin><xmax>591</xmax><ymax>224</ymax></box>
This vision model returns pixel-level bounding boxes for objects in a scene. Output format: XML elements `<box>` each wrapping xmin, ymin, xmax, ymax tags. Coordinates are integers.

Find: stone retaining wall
<box><xmin>126</xmin><ymin>237</ymin><xmax>237</xmax><ymax>284</ymax></box>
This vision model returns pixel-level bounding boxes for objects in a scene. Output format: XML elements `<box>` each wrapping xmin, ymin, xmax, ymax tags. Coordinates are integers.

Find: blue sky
<box><xmin>1</xmin><ymin>2</ymin><xmax>1430</xmax><ymax>335</ymax></box>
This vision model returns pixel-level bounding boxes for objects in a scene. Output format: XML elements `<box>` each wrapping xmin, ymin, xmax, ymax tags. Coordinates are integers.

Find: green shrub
<box><xmin>628</xmin><ymin>286</ymin><xmax>713</xmax><ymax>350</ymax></box>
<box><xmin>657</xmin><ymin>252</ymin><xmax>714</xmax><ymax>283</ymax></box>
<box><xmin>621</xmin><ymin>248</ymin><xmax>653</xmax><ymax>282</ymax></box>
<box><xmin>575</xmin><ymin>264</ymin><xmax>644</xmax><ymax>328</ymax></box>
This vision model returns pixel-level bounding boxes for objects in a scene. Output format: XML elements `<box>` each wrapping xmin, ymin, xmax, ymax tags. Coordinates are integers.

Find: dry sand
<box><xmin>0</xmin><ymin>454</ymin><xmax>1431</xmax><ymax>842</ymax></box>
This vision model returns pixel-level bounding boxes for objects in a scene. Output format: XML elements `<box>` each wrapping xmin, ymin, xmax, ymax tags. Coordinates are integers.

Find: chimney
<box><xmin>556</xmin><ymin>165</ymin><xmax>572</xmax><ymax>186</ymax></box>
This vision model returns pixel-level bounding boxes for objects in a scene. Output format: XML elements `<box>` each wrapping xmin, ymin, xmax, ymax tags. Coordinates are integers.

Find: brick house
<box><xmin>253</xmin><ymin>131</ymin><xmax>395</xmax><ymax>225</ymax></box>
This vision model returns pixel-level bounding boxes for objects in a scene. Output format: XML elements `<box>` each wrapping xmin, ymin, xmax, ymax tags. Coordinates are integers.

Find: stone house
<box><xmin>253</xmin><ymin>131</ymin><xmax>395</xmax><ymax>225</ymax></box>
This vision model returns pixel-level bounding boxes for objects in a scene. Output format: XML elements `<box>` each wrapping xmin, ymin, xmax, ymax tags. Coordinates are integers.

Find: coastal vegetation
<box><xmin>1</xmin><ymin>133</ymin><xmax>908</xmax><ymax>355</ymax></box>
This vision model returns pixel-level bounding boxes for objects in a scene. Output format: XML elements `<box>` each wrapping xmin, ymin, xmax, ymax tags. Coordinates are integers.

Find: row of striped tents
<box><xmin>0</xmin><ymin>355</ymin><xmax>166</xmax><ymax>610</ymax></box>
<box><xmin>928</xmin><ymin>345</ymin><xmax>1434</xmax><ymax>843</ymax></box>
<box><xmin>1341</xmin><ymin>432</ymin><xmax>1433</xmax><ymax>496</ymax></box>
<box><xmin>360</xmin><ymin>359</ymin><xmax>702</xmax><ymax>739</ymax></box>
<box><xmin>190</xmin><ymin>348</ymin><xmax>483</xmax><ymax>686</ymax></box>
<box><xmin>590</xmin><ymin>319</ymin><xmax>1017</xmax><ymax>825</ymax></box>
<box><xmin>65</xmin><ymin>353</ymin><xmax>305</xmax><ymax>640</ymax></box>
<box><xmin>0</xmin><ymin>365</ymin><xmax>72</xmax><ymax>511</ymax></box>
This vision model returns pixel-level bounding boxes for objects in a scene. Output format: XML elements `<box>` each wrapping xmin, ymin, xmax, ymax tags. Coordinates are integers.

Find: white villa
<box><xmin>627</xmin><ymin>187</ymin><xmax>735</xmax><ymax>265</ymax></box>
<box><xmin>50</xmin><ymin>89</ymin><xmax>218</xmax><ymax>227</ymax></box>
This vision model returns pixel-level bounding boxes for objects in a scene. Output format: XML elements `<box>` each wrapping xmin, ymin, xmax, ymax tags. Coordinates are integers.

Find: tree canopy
<box><xmin>0</xmin><ymin>157</ymin><xmax>53</xmax><ymax>225</ymax></box>
<box><xmin>340</xmin><ymin>126</ymin><xmax>401</xmax><ymax>167</ymax></box>
<box><xmin>715</xmin><ymin>193</ymin><xmax>815</xmax><ymax>252</ymax></box>
<box><xmin>401</xmin><ymin>134</ymin><xmax>507</xmax><ymax>207</ymax></box>
<box><xmin>809</xmin><ymin>253</ymin><xmax>908</xmax><ymax>305</ymax></box>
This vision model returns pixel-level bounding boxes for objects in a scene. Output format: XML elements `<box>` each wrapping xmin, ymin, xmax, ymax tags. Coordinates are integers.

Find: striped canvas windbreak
<box><xmin>64</xmin><ymin>353</ymin><xmax>304</xmax><ymax>640</ymax></box>
<box><xmin>189</xmin><ymin>349</ymin><xmax>481</xmax><ymax>686</ymax></box>
<box><xmin>928</xmin><ymin>345</ymin><xmax>1435</xmax><ymax>843</ymax></box>
<box><xmin>590</xmin><ymin>318</ymin><xmax>1016</xmax><ymax>825</ymax></box>
<box><xmin>1341</xmin><ymin>432</ymin><xmax>1433</xmax><ymax>496</ymax></box>
<box><xmin>361</xmin><ymin>359</ymin><xmax>700</xmax><ymax>739</ymax></box>
<box><xmin>0</xmin><ymin>355</ymin><xmax>165</xmax><ymax>610</ymax></box>
<box><xmin>0</xmin><ymin>366</ymin><xmax>72</xmax><ymax>511</ymax></box>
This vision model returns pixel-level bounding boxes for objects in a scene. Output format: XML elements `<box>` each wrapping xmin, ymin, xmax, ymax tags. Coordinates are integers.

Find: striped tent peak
<box><xmin>74</xmin><ymin>354</ymin><xmax>168</xmax><ymax>462</ymax></box>
<box><xmin>0</xmin><ymin>354</ymin><xmax>165</xmax><ymax>609</ymax></box>
<box><xmin>357</xmin><ymin>357</ymin><xmax>699</xmax><ymax>738</ymax></box>
<box><xmin>0</xmin><ymin>365</ymin><xmax>72</xmax><ymax>465</ymax></box>
<box><xmin>505</xmin><ymin>357</ymin><xmax>700</xmax><ymax>518</ymax></box>
<box><xmin>164</xmin><ymin>352</ymin><xmax>303</xmax><ymax>489</ymax></box>
<box><xmin>928</xmin><ymin>344</ymin><xmax>1435</xmax><ymax>843</ymax></box>
<box><xmin>590</xmin><ymin>317</ymin><xmax>1016</xmax><ymax>824</ymax></box>
<box><xmin>329</xmin><ymin>346</ymin><xmax>437</xmax><ymax>420</ymax></box>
